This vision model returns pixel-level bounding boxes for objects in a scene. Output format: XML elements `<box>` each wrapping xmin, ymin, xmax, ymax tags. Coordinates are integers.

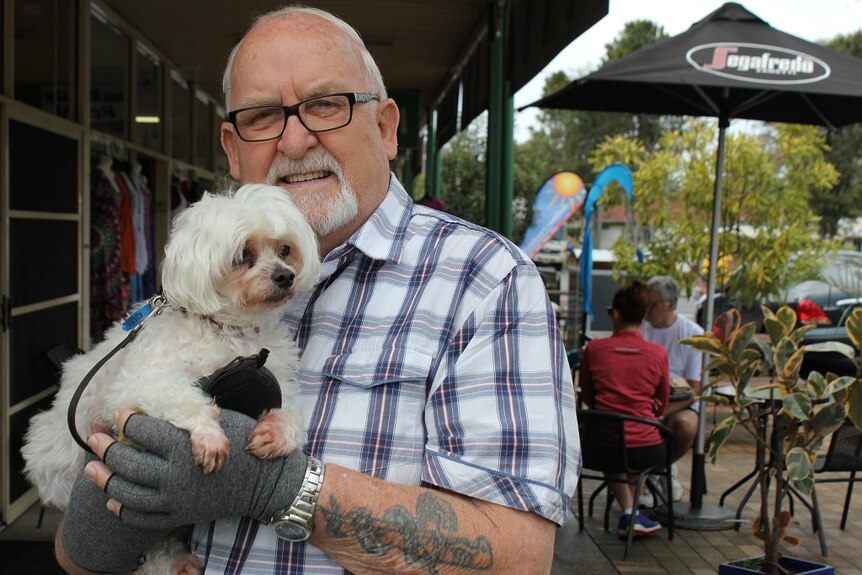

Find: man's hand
<box><xmin>84</xmin><ymin>408</ymin><xmax>308</xmax><ymax>529</ymax></box>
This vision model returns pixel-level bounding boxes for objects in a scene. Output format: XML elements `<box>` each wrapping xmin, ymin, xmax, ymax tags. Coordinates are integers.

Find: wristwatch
<box><xmin>270</xmin><ymin>455</ymin><xmax>325</xmax><ymax>541</ymax></box>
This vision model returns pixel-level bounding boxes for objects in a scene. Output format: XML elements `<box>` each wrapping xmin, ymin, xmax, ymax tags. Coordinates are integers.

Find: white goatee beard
<box><xmin>265</xmin><ymin>151</ymin><xmax>359</xmax><ymax>237</ymax></box>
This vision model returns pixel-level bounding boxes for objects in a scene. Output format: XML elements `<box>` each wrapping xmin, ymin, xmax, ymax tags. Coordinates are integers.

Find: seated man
<box><xmin>641</xmin><ymin>275</ymin><xmax>704</xmax><ymax>501</ymax></box>
<box><xmin>579</xmin><ymin>280</ymin><xmax>670</xmax><ymax>538</ymax></box>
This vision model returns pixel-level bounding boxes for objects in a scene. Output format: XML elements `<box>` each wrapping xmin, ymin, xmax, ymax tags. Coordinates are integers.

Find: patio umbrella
<box><xmin>523</xmin><ymin>1</ymin><xmax>862</xmax><ymax>526</ymax></box>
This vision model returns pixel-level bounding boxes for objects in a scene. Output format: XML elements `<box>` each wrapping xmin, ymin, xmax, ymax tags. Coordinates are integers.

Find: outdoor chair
<box><xmin>575</xmin><ymin>408</ymin><xmax>674</xmax><ymax>559</ymax></box>
<box><xmin>812</xmin><ymin>420</ymin><xmax>862</xmax><ymax>530</ymax></box>
<box><xmin>784</xmin><ymin>418</ymin><xmax>862</xmax><ymax>558</ymax></box>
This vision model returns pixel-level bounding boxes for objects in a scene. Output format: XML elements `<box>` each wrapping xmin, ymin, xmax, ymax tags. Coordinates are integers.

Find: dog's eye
<box><xmin>240</xmin><ymin>248</ymin><xmax>254</xmax><ymax>266</ymax></box>
<box><xmin>279</xmin><ymin>245</ymin><xmax>291</xmax><ymax>259</ymax></box>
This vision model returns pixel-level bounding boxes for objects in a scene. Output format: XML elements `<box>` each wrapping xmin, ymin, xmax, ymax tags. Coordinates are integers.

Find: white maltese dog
<box><xmin>22</xmin><ymin>183</ymin><xmax>320</xmax><ymax>575</ymax></box>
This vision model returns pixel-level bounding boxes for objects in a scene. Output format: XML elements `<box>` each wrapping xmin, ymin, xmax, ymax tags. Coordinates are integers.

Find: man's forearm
<box><xmin>310</xmin><ymin>463</ymin><xmax>556</xmax><ymax>575</ymax></box>
<box><xmin>55</xmin><ymin>523</ymin><xmax>133</xmax><ymax>575</ymax></box>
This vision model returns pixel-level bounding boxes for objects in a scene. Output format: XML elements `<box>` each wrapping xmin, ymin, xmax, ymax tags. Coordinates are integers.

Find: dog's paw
<box><xmin>138</xmin><ymin>538</ymin><xmax>201</xmax><ymax>575</ymax></box>
<box><xmin>171</xmin><ymin>555</ymin><xmax>203</xmax><ymax>575</ymax></box>
<box><xmin>189</xmin><ymin>421</ymin><xmax>230</xmax><ymax>473</ymax></box>
<box><xmin>247</xmin><ymin>409</ymin><xmax>305</xmax><ymax>459</ymax></box>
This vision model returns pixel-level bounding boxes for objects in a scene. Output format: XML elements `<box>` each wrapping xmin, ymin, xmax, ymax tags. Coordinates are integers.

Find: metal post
<box><xmin>485</xmin><ymin>1</ymin><xmax>504</xmax><ymax>232</ymax></box>
<box><xmin>425</xmin><ymin>109</ymin><xmax>438</xmax><ymax>198</ymax></box>
<box><xmin>654</xmin><ymin>105</ymin><xmax>736</xmax><ymax>530</ymax></box>
<box><xmin>499</xmin><ymin>2</ymin><xmax>513</xmax><ymax>239</ymax></box>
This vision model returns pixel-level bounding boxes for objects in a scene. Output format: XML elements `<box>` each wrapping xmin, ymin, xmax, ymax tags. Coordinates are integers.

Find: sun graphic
<box><xmin>548</xmin><ymin>172</ymin><xmax>585</xmax><ymax>208</ymax></box>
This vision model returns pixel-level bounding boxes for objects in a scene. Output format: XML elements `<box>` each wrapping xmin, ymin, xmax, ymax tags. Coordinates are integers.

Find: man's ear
<box><xmin>220</xmin><ymin>122</ymin><xmax>242</xmax><ymax>181</ymax></box>
<box><xmin>377</xmin><ymin>98</ymin><xmax>400</xmax><ymax>161</ymax></box>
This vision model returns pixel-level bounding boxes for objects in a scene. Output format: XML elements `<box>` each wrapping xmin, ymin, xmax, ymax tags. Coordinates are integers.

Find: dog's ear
<box><xmin>282</xmin><ymin>204</ymin><xmax>320</xmax><ymax>294</ymax></box>
<box><xmin>161</xmin><ymin>194</ymin><xmax>230</xmax><ymax>315</ymax></box>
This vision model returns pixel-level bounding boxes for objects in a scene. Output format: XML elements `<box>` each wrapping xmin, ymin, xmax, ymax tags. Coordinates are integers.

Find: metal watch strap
<box><xmin>271</xmin><ymin>455</ymin><xmax>325</xmax><ymax>535</ymax></box>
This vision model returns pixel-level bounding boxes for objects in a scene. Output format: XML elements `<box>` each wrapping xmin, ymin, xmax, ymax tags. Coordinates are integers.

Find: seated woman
<box><xmin>578</xmin><ymin>279</ymin><xmax>670</xmax><ymax>538</ymax></box>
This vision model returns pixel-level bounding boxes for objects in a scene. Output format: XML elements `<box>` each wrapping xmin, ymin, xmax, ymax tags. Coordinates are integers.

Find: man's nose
<box><xmin>276</xmin><ymin>115</ymin><xmax>318</xmax><ymax>159</ymax></box>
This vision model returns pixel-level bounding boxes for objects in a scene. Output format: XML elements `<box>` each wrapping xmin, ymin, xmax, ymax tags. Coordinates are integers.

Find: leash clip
<box><xmin>122</xmin><ymin>294</ymin><xmax>167</xmax><ymax>334</ymax></box>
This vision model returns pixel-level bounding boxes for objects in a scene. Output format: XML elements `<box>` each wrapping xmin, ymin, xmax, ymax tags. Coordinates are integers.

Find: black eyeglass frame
<box><xmin>227</xmin><ymin>92</ymin><xmax>379</xmax><ymax>142</ymax></box>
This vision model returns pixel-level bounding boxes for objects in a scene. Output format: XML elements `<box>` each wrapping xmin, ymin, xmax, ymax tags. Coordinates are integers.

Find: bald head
<box><xmin>222</xmin><ymin>6</ymin><xmax>386</xmax><ymax>110</ymax></box>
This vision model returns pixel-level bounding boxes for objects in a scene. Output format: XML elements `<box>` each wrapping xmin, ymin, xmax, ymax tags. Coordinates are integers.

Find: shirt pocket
<box><xmin>315</xmin><ymin>347</ymin><xmax>434</xmax><ymax>475</ymax></box>
<box><xmin>321</xmin><ymin>347</ymin><xmax>434</xmax><ymax>389</ymax></box>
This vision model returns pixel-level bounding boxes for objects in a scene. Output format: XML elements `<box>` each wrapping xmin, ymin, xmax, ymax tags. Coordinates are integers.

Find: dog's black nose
<box><xmin>271</xmin><ymin>268</ymin><xmax>295</xmax><ymax>289</ymax></box>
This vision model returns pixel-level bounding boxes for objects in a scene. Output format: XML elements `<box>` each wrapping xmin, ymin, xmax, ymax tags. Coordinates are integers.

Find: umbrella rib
<box><xmin>799</xmin><ymin>93</ymin><xmax>836</xmax><ymax>130</ymax></box>
<box><xmin>731</xmin><ymin>90</ymin><xmax>781</xmax><ymax>117</ymax></box>
<box><xmin>689</xmin><ymin>85</ymin><xmax>721</xmax><ymax>116</ymax></box>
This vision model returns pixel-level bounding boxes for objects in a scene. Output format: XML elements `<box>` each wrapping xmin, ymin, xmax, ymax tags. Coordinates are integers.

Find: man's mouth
<box><xmin>279</xmin><ymin>171</ymin><xmax>332</xmax><ymax>184</ymax></box>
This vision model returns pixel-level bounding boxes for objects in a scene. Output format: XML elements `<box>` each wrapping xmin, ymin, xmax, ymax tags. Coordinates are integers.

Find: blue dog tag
<box><xmin>122</xmin><ymin>303</ymin><xmax>152</xmax><ymax>332</ymax></box>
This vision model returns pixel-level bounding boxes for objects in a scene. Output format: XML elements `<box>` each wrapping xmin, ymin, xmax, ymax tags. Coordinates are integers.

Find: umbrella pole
<box><xmin>691</xmin><ymin>112</ymin><xmax>729</xmax><ymax>509</ymax></box>
<box><xmin>656</xmin><ymin>110</ymin><xmax>736</xmax><ymax>530</ymax></box>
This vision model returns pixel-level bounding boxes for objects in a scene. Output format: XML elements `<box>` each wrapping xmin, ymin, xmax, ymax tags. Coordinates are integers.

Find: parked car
<box><xmin>695</xmin><ymin>292</ymin><xmax>764</xmax><ymax>331</ymax></box>
<box><xmin>782</xmin><ymin>281</ymin><xmax>850</xmax><ymax>326</ymax></box>
<box><xmin>800</xmin><ymin>298</ymin><xmax>860</xmax><ymax>378</ymax></box>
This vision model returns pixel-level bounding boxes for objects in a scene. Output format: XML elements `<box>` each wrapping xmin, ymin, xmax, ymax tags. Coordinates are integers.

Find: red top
<box><xmin>578</xmin><ymin>330</ymin><xmax>670</xmax><ymax>447</ymax></box>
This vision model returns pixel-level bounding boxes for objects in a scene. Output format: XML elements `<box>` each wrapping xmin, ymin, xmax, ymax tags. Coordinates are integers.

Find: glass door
<box><xmin>0</xmin><ymin>107</ymin><xmax>83</xmax><ymax>525</ymax></box>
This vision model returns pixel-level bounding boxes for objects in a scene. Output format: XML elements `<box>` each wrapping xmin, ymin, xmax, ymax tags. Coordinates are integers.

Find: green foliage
<box><xmin>591</xmin><ymin>120</ymin><xmax>839</xmax><ymax>304</ymax></box>
<box><xmin>684</xmin><ymin>306</ymin><xmax>862</xmax><ymax>567</ymax></box>
<box><xmin>521</xmin><ymin>20</ymin><xmax>679</xmax><ymax>189</ymax></box>
<box><xmin>601</xmin><ymin>20</ymin><xmax>669</xmax><ymax>65</ymax></box>
<box><xmin>806</xmin><ymin>32</ymin><xmax>862</xmax><ymax>238</ymax></box>
<box><xmin>439</xmin><ymin>116</ymin><xmax>533</xmax><ymax>244</ymax></box>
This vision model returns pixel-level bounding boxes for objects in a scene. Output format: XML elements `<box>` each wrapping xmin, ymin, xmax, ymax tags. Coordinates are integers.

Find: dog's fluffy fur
<box><xmin>22</xmin><ymin>183</ymin><xmax>320</xmax><ymax>574</ymax></box>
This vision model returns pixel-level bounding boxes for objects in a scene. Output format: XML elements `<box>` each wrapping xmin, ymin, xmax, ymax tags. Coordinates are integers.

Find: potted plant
<box><xmin>682</xmin><ymin>305</ymin><xmax>862</xmax><ymax>575</ymax></box>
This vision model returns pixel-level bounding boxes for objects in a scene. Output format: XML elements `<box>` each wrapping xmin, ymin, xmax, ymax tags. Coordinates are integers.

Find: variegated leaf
<box><xmin>781</xmin><ymin>393</ymin><xmax>811</xmax><ymax>421</ymax></box>
<box><xmin>810</xmin><ymin>403</ymin><xmax>847</xmax><ymax>438</ymax></box>
<box><xmin>786</xmin><ymin>447</ymin><xmax>812</xmax><ymax>482</ymax></box>
<box><xmin>847</xmin><ymin>308</ymin><xmax>862</xmax><ymax>352</ymax></box>
<box><xmin>706</xmin><ymin>416</ymin><xmax>736</xmax><ymax>463</ymax></box>
<box><xmin>729</xmin><ymin>323</ymin><xmax>757</xmax><ymax>363</ymax></box>
<box><xmin>805</xmin><ymin>341</ymin><xmax>857</xmax><ymax>360</ymax></box>
<box><xmin>776</xmin><ymin>306</ymin><xmax>798</xmax><ymax>332</ymax></box>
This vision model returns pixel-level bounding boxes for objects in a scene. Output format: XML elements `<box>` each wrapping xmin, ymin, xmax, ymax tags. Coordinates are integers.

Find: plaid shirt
<box><xmin>190</xmin><ymin>176</ymin><xmax>581</xmax><ymax>574</ymax></box>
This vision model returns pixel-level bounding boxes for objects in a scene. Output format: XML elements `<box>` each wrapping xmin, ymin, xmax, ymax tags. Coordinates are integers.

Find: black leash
<box><xmin>67</xmin><ymin>295</ymin><xmax>167</xmax><ymax>453</ymax></box>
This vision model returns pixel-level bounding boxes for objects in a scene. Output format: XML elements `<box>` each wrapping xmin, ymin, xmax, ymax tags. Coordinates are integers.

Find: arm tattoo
<box><xmin>320</xmin><ymin>492</ymin><xmax>494</xmax><ymax>574</ymax></box>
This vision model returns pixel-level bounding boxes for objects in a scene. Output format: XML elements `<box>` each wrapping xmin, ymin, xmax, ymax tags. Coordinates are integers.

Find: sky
<box><xmin>513</xmin><ymin>0</ymin><xmax>862</xmax><ymax>140</ymax></box>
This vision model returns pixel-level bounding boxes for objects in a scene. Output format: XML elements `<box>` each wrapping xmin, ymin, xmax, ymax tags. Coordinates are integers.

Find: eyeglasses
<box><xmin>228</xmin><ymin>92</ymin><xmax>379</xmax><ymax>142</ymax></box>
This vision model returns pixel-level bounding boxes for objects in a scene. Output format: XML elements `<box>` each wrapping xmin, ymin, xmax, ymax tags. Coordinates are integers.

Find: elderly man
<box><xmin>55</xmin><ymin>6</ymin><xmax>579</xmax><ymax>575</ymax></box>
<box><xmin>641</xmin><ymin>275</ymin><xmax>704</xmax><ymax>502</ymax></box>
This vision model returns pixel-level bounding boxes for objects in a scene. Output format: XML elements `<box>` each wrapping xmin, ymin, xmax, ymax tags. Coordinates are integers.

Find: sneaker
<box><xmin>638</xmin><ymin>488</ymin><xmax>655</xmax><ymax>508</ymax></box>
<box><xmin>671</xmin><ymin>477</ymin><xmax>684</xmax><ymax>502</ymax></box>
<box><xmin>670</xmin><ymin>463</ymin><xmax>684</xmax><ymax>502</ymax></box>
<box><xmin>617</xmin><ymin>511</ymin><xmax>662</xmax><ymax>539</ymax></box>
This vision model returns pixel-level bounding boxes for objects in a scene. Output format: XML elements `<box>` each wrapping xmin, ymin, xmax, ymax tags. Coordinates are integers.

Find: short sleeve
<box><xmin>421</xmin><ymin>262</ymin><xmax>580</xmax><ymax>526</ymax></box>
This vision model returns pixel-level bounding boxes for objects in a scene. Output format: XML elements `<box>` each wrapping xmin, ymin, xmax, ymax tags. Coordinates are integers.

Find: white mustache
<box><xmin>265</xmin><ymin>151</ymin><xmax>343</xmax><ymax>185</ymax></box>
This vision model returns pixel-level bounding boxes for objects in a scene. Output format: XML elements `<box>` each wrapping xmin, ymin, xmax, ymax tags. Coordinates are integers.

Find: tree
<box><xmin>438</xmin><ymin>116</ymin><xmax>533</xmax><ymax>244</ymax></box>
<box><xmin>520</xmin><ymin>20</ymin><xmax>675</xmax><ymax>185</ymax></box>
<box><xmin>590</xmin><ymin>120</ymin><xmax>840</xmax><ymax>305</ymax></box>
<box><xmin>816</xmin><ymin>31</ymin><xmax>862</xmax><ymax>237</ymax></box>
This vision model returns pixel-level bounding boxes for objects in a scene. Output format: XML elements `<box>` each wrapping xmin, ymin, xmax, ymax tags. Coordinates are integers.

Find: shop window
<box><xmin>194</xmin><ymin>89</ymin><xmax>212</xmax><ymax>169</ymax></box>
<box><xmin>135</xmin><ymin>43</ymin><xmax>163</xmax><ymax>151</ymax></box>
<box><xmin>9</xmin><ymin>120</ymin><xmax>78</xmax><ymax>213</ymax></box>
<box><xmin>171</xmin><ymin>71</ymin><xmax>191</xmax><ymax>163</ymax></box>
<box><xmin>91</xmin><ymin>5</ymin><xmax>130</xmax><ymax>138</ymax></box>
<box><xmin>13</xmin><ymin>0</ymin><xmax>77</xmax><ymax>119</ymax></box>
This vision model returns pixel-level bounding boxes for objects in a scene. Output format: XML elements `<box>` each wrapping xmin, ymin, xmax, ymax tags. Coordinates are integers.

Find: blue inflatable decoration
<box><xmin>580</xmin><ymin>164</ymin><xmax>642</xmax><ymax>322</ymax></box>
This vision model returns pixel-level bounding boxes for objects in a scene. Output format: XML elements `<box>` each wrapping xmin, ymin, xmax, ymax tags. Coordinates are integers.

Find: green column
<box><xmin>425</xmin><ymin>109</ymin><xmax>439</xmax><ymax>198</ymax></box>
<box><xmin>402</xmin><ymin>153</ymin><xmax>414</xmax><ymax>198</ymax></box>
<box><xmin>486</xmin><ymin>0</ymin><xmax>513</xmax><ymax>237</ymax></box>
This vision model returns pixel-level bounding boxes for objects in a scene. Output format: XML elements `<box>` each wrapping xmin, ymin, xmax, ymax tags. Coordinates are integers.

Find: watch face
<box><xmin>273</xmin><ymin>520</ymin><xmax>311</xmax><ymax>541</ymax></box>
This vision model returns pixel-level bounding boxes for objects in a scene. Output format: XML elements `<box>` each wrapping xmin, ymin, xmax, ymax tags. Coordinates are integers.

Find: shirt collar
<box><xmin>325</xmin><ymin>174</ymin><xmax>410</xmax><ymax>265</ymax></box>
